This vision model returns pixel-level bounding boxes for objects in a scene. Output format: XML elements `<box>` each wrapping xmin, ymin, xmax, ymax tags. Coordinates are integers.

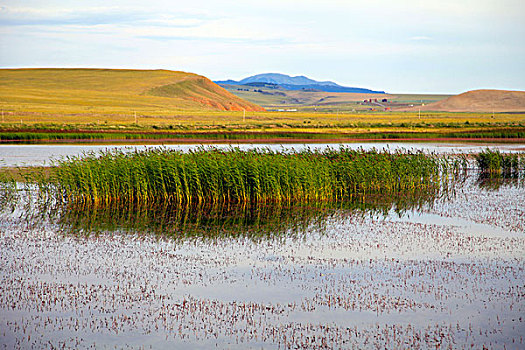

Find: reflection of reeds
<box><xmin>53</xmin><ymin>189</ymin><xmax>445</xmax><ymax>239</ymax></box>
<box><xmin>59</xmin><ymin>202</ymin><xmax>327</xmax><ymax>239</ymax></box>
<box><xmin>0</xmin><ymin>183</ymin><xmax>447</xmax><ymax>239</ymax></box>
<box><xmin>50</xmin><ymin>147</ymin><xmax>462</xmax><ymax>205</ymax></box>
<box><xmin>476</xmin><ymin>176</ymin><xmax>524</xmax><ymax>191</ymax></box>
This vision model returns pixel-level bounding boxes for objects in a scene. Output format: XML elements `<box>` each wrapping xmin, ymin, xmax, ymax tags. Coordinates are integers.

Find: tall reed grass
<box><xmin>0</xmin><ymin>176</ymin><xmax>445</xmax><ymax>240</ymax></box>
<box><xmin>51</xmin><ymin>147</ymin><xmax>462</xmax><ymax>205</ymax></box>
<box><xmin>475</xmin><ymin>149</ymin><xmax>524</xmax><ymax>177</ymax></box>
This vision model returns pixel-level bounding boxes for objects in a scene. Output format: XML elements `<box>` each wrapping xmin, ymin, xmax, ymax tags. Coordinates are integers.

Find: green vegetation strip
<box><xmin>1</xmin><ymin>127</ymin><xmax>525</xmax><ymax>143</ymax></box>
<box><xmin>49</xmin><ymin>147</ymin><xmax>464</xmax><ymax>205</ymax></box>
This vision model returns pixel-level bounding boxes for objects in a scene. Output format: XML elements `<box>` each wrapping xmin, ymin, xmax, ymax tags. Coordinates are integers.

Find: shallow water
<box><xmin>1</xmin><ymin>142</ymin><xmax>524</xmax><ymax>167</ymax></box>
<box><xmin>0</xmin><ymin>176</ymin><xmax>524</xmax><ymax>349</ymax></box>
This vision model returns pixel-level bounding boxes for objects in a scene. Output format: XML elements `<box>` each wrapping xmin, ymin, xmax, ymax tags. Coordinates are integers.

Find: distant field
<box><xmin>220</xmin><ymin>83</ymin><xmax>451</xmax><ymax>112</ymax></box>
<box><xmin>1</xmin><ymin>109</ymin><xmax>524</xmax><ymax>130</ymax></box>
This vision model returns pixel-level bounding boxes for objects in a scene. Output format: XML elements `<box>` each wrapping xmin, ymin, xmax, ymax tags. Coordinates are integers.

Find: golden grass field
<box><xmin>0</xmin><ymin>68</ymin><xmax>524</xmax><ymax>137</ymax></box>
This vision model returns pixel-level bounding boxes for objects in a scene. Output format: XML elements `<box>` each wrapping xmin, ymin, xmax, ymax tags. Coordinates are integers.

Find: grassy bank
<box><xmin>48</xmin><ymin>147</ymin><xmax>462</xmax><ymax>205</ymax></box>
<box><xmin>1</xmin><ymin>126</ymin><xmax>524</xmax><ymax>143</ymax></box>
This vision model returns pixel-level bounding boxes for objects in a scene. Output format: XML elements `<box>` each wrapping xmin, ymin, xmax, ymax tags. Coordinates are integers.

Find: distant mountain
<box><xmin>239</xmin><ymin>73</ymin><xmax>339</xmax><ymax>87</ymax></box>
<box><xmin>215</xmin><ymin>73</ymin><xmax>385</xmax><ymax>94</ymax></box>
<box><xmin>214</xmin><ymin>79</ymin><xmax>240</xmax><ymax>85</ymax></box>
<box><xmin>277</xmin><ymin>84</ymin><xmax>384</xmax><ymax>94</ymax></box>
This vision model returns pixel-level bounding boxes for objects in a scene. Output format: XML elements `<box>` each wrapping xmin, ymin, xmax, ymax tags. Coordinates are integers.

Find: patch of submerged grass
<box><xmin>50</xmin><ymin>147</ymin><xmax>463</xmax><ymax>205</ymax></box>
<box><xmin>0</xmin><ymin>171</ymin><xmax>18</xmax><ymax>212</ymax></box>
<box><xmin>475</xmin><ymin>149</ymin><xmax>525</xmax><ymax>177</ymax></box>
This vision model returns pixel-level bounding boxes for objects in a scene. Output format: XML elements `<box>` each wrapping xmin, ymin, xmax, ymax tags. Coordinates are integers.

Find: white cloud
<box><xmin>0</xmin><ymin>0</ymin><xmax>523</xmax><ymax>92</ymax></box>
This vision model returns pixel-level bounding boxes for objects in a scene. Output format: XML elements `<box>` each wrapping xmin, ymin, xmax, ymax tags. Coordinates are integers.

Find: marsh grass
<box><xmin>0</xmin><ymin>172</ymin><xmax>18</xmax><ymax>212</ymax></box>
<box><xmin>49</xmin><ymin>147</ymin><xmax>463</xmax><ymax>205</ymax></box>
<box><xmin>1</xmin><ymin>127</ymin><xmax>524</xmax><ymax>144</ymax></box>
<box><xmin>475</xmin><ymin>149</ymin><xmax>525</xmax><ymax>177</ymax></box>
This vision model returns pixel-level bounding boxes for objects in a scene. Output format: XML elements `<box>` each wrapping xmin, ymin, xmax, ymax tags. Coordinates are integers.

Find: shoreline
<box><xmin>1</xmin><ymin>137</ymin><xmax>525</xmax><ymax>145</ymax></box>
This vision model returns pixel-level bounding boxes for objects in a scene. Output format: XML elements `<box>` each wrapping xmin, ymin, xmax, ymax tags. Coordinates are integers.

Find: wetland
<box><xmin>0</xmin><ymin>143</ymin><xmax>524</xmax><ymax>349</ymax></box>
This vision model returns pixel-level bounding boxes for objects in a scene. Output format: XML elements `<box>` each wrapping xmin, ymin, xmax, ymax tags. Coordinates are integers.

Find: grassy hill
<box><xmin>0</xmin><ymin>69</ymin><xmax>265</xmax><ymax>119</ymax></box>
<box><xmin>416</xmin><ymin>89</ymin><xmax>525</xmax><ymax>112</ymax></box>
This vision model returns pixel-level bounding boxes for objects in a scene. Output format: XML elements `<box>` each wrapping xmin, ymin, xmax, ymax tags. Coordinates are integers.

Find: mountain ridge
<box><xmin>215</xmin><ymin>73</ymin><xmax>385</xmax><ymax>94</ymax></box>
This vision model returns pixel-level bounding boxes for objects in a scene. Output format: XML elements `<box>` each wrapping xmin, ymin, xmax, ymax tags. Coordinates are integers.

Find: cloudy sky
<box><xmin>0</xmin><ymin>0</ymin><xmax>523</xmax><ymax>93</ymax></box>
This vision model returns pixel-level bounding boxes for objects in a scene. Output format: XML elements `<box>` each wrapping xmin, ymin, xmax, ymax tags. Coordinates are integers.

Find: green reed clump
<box><xmin>475</xmin><ymin>149</ymin><xmax>524</xmax><ymax>177</ymax></box>
<box><xmin>51</xmin><ymin>147</ymin><xmax>456</xmax><ymax>205</ymax></box>
<box><xmin>0</xmin><ymin>171</ymin><xmax>18</xmax><ymax>212</ymax></box>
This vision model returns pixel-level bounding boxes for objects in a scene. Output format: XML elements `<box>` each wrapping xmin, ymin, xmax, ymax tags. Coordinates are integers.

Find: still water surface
<box><xmin>1</xmin><ymin>142</ymin><xmax>525</xmax><ymax>167</ymax></box>
<box><xmin>0</xmin><ymin>174</ymin><xmax>523</xmax><ymax>348</ymax></box>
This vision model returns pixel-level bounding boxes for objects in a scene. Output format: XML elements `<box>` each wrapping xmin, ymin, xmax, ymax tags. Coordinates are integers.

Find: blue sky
<box><xmin>0</xmin><ymin>0</ymin><xmax>523</xmax><ymax>93</ymax></box>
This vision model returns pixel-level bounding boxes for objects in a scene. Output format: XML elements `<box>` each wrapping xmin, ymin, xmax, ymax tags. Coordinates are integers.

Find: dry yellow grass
<box><xmin>0</xmin><ymin>68</ymin><xmax>264</xmax><ymax>116</ymax></box>
<box><xmin>415</xmin><ymin>90</ymin><xmax>525</xmax><ymax>112</ymax></box>
<box><xmin>0</xmin><ymin>68</ymin><xmax>524</xmax><ymax>134</ymax></box>
<box><xmin>1</xmin><ymin>108</ymin><xmax>524</xmax><ymax>131</ymax></box>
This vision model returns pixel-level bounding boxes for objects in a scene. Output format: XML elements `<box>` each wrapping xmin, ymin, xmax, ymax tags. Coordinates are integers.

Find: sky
<box><xmin>0</xmin><ymin>0</ymin><xmax>524</xmax><ymax>93</ymax></box>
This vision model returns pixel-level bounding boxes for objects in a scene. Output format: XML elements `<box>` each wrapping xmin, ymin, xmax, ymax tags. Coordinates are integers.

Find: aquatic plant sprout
<box><xmin>475</xmin><ymin>148</ymin><xmax>525</xmax><ymax>176</ymax></box>
<box><xmin>49</xmin><ymin>147</ymin><xmax>467</xmax><ymax>205</ymax></box>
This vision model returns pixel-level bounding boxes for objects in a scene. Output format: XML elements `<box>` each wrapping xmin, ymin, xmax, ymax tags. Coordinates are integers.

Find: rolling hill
<box><xmin>0</xmin><ymin>68</ymin><xmax>265</xmax><ymax>113</ymax></box>
<box><xmin>216</xmin><ymin>73</ymin><xmax>385</xmax><ymax>94</ymax></box>
<box><xmin>416</xmin><ymin>89</ymin><xmax>525</xmax><ymax>112</ymax></box>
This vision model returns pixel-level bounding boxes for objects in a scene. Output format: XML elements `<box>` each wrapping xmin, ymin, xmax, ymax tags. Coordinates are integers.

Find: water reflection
<box><xmin>0</xmin><ymin>162</ymin><xmax>468</xmax><ymax>242</ymax></box>
<box><xmin>49</xmin><ymin>190</ymin><xmax>448</xmax><ymax>239</ymax></box>
<box><xmin>1</xmin><ymin>176</ymin><xmax>523</xmax><ymax>349</ymax></box>
<box><xmin>476</xmin><ymin>172</ymin><xmax>524</xmax><ymax>191</ymax></box>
